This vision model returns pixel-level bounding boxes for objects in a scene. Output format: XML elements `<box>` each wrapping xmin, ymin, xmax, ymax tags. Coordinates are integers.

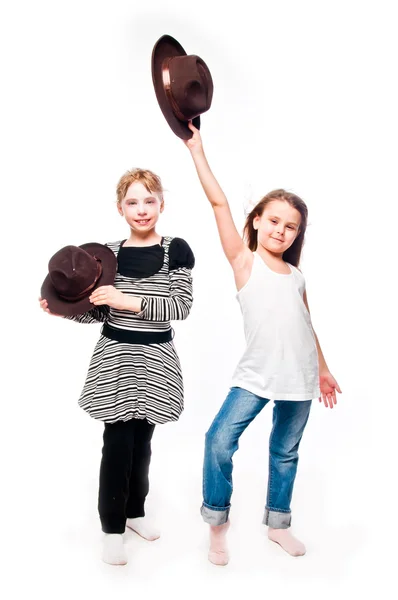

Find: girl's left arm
<box><xmin>138</xmin><ymin>266</ymin><xmax>193</xmax><ymax>321</ymax></box>
<box><xmin>89</xmin><ymin>271</ymin><xmax>193</xmax><ymax>321</ymax></box>
<box><xmin>304</xmin><ymin>291</ymin><xmax>342</xmax><ymax>409</ymax></box>
<box><xmin>89</xmin><ymin>239</ymin><xmax>194</xmax><ymax>321</ymax></box>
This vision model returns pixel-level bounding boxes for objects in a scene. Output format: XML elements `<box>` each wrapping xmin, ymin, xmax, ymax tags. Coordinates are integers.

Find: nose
<box><xmin>137</xmin><ymin>204</ymin><xmax>147</xmax><ymax>215</ymax></box>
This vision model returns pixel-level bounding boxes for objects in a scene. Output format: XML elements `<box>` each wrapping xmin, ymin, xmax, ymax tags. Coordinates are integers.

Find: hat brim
<box><xmin>41</xmin><ymin>243</ymin><xmax>117</xmax><ymax>317</ymax></box>
<box><xmin>152</xmin><ymin>35</ymin><xmax>200</xmax><ymax>140</ymax></box>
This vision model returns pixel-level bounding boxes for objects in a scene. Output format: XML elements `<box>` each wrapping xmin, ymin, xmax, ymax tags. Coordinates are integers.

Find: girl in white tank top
<box><xmin>231</xmin><ymin>253</ymin><xmax>320</xmax><ymax>400</ymax></box>
<box><xmin>185</xmin><ymin>123</ymin><xmax>342</xmax><ymax>566</ymax></box>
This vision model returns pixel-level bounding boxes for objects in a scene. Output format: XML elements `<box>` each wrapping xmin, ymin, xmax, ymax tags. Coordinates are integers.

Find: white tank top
<box><xmin>231</xmin><ymin>252</ymin><xmax>320</xmax><ymax>400</ymax></box>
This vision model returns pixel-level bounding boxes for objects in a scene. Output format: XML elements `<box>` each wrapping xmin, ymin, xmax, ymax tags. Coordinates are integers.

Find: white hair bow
<box><xmin>242</xmin><ymin>182</ymin><xmax>259</xmax><ymax>216</ymax></box>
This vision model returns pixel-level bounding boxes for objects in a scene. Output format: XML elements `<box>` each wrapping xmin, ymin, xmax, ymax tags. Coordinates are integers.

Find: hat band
<box><xmin>58</xmin><ymin>258</ymin><xmax>103</xmax><ymax>302</ymax></box>
<box><xmin>162</xmin><ymin>58</ymin><xmax>187</xmax><ymax>122</ymax></box>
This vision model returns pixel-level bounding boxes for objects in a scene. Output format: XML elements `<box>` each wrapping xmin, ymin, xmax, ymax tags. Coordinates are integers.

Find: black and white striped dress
<box><xmin>67</xmin><ymin>236</ymin><xmax>194</xmax><ymax>425</ymax></box>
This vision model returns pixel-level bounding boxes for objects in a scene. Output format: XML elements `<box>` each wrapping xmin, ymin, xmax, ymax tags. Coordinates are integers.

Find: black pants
<box><xmin>98</xmin><ymin>418</ymin><xmax>155</xmax><ymax>533</ymax></box>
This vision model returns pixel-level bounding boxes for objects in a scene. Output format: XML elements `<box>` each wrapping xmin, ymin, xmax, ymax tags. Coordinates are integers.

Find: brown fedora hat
<box><xmin>41</xmin><ymin>243</ymin><xmax>117</xmax><ymax>316</ymax></box>
<box><xmin>152</xmin><ymin>35</ymin><xmax>214</xmax><ymax>140</ymax></box>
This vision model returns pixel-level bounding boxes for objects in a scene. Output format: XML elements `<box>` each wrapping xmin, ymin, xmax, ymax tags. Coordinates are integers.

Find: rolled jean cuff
<box><xmin>201</xmin><ymin>503</ymin><xmax>230</xmax><ymax>525</ymax></box>
<box><xmin>263</xmin><ymin>508</ymin><xmax>291</xmax><ymax>529</ymax></box>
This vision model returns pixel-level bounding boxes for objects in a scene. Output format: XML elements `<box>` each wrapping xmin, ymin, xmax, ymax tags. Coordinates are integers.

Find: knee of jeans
<box><xmin>270</xmin><ymin>438</ymin><xmax>299</xmax><ymax>463</ymax></box>
<box><xmin>205</xmin><ymin>429</ymin><xmax>234</xmax><ymax>463</ymax></box>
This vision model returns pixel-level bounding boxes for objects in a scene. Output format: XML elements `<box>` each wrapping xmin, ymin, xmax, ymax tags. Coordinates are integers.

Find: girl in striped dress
<box><xmin>39</xmin><ymin>169</ymin><xmax>194</xmax><ymax>565</ymax></box>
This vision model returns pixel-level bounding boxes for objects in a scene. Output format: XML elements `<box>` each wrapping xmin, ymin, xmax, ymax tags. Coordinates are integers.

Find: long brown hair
<box><xmin>243</xmin><ymin>189</ymin><xmax>308</xmax><ymax>267</ymax></box>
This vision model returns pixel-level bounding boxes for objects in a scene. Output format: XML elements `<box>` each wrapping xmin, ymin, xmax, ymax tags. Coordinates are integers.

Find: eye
<box><xmin>128</xmin><ymin>201</ymin><xmax>137</xmax><ymax>205</ymax></box>
<box><xmin>270</xmin><ymin>219</ymin><xmax>278</xmax><ymax>224</ymax></box>
<box><xmin>287</xmin><ymin>225</ymin><xmax>295</xmax><ymax>230</ymax></box>
<box><xmin>146</xmin><ymin>200</ymin><xmax>154</xmax><ymax>204</ymax></box>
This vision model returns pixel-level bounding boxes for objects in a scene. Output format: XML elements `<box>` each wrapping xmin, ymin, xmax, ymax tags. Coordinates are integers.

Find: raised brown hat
<box><xmin>152</xmin><ymin>35</ymin><xmax>214</xmax><ymax>140</ymax></box>
<box><xmin>41</xmin><ymin>243</ymin><xmax>117</xmax><ymax>316</ymax></box>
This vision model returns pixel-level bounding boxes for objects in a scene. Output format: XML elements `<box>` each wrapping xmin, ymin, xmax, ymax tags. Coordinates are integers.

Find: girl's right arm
<box><xmin>39</xmin><ymin>298</ymin><xmax>109</xmax><ymax>323</ymax></box>
<box><xmin>184</xmin><ymin>123</ymin><xmax>252</xmax><ymax>275</ymax></box>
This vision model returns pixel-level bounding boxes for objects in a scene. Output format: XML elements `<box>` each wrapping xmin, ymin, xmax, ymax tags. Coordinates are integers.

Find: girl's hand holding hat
<box><xmin>89</xmin><ymin>285</ymin><xmax>142</xmax><ymax>312</ymax></box>
<box><xmin>184</xmin><ymin>122</ymin><xmax>203</xmax><ymax>155</ymax></box>
<box><xmin>39</xmin><ymin>297</ymin><xmax>62</xmax><ymax>317</ymax></box>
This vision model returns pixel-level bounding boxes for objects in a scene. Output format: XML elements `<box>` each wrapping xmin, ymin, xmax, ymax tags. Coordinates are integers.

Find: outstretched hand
<box><xmin>319</xmin><ymin>371</ymin><xmax>342</xmax><ymax>409</ymax></box>
<box><xmin>183</xmin><ymin>121</ymin><xmax>203</xmax><ymax>154</ymax></box>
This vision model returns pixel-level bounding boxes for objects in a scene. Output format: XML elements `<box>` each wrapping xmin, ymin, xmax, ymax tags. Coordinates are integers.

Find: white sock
<box><xmin>268</xmin><ymin>528</ymin><xmax>306</xmax><ymax>556</ymax></box>
<box><xmin>102</xmin><ymin>534</ymin><xmax>128</xmax><ymax>565</ymax></box>
<box><xmin>208</xmin><ymin>521</ymin><xmax>230</xmax><ymax>566</ymax></box>
<box><xmin>126</xmin><ymin>517</ymin><xmax>160</xmax><ymax>541</ymax></box>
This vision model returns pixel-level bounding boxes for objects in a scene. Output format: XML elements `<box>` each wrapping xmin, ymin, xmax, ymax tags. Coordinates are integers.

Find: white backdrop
<box><xmin>1</xmin><ymin>1</ymin><xmax>397</xmax><ymax>598</ymax></box>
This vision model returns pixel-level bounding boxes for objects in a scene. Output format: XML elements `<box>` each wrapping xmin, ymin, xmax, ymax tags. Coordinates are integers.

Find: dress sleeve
<box><xmin>138</xmin><ymin>238</ymin><xmax>194</xmax><ymax>322</ymax></box>
<box><xmin>168</xmin><ymin>237</ymin><xmax>195</xmax><ymax>270</ymax></box>
<box><xmin>63</xmin><ymin>305</ymin><xmax>110</xmax><ymax>324</ymax></box>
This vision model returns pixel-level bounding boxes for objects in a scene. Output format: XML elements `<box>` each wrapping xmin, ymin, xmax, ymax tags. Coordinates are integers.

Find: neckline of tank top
<box><xmin>119</xmin><ymin>237</ymin><xmax>164</xmax><ymax>249</ymax></box>
<box><xmin>254</xmin><ymin>252</ymin><xmax>293</xmax><ymax>276</ymax></box>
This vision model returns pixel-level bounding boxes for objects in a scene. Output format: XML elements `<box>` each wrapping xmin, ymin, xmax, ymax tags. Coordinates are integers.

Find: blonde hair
<box><xmin>116</xmin><ymin>168</ymin><xmax>164</xmax><ymax>204</ymax></box>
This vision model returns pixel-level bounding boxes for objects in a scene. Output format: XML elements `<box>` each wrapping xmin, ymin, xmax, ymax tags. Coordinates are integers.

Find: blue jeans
<box><xmin>201</xmin><ymin>387</ymin><xmax>312</xmax><ymax>528</ymax></box>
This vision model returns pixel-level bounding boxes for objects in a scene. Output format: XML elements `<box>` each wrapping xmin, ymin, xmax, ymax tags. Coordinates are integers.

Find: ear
<box><xmin>252</xmin><ymin>214</ymin><xmax>260</xmax><ymax>230</ymax></box>
<box><xmin>117</xmin><ymin>202</ymin><xmax>123</xmax><ymax>216</ymax></box>
<box><xmin>159</xmin><ymin>199</ymin><xmax>165</xmax><ymax>214</ymax></box>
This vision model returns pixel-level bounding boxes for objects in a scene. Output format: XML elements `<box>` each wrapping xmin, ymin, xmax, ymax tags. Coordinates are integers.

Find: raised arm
<box><xmin>184</xmin><ymin>123</ymin><xmax>251</xmax><ymax>271</ymax></box>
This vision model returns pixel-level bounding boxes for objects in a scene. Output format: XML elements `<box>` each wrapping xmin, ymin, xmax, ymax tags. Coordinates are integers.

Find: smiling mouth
<box><xmin>271</xmin><ymin>237</ymin><xmax>284</xmax><ymax>242</ymax></box>
<box><xmin>135</xmin><ymin>219</ymin><xmax>150</xmax><ymax>225</ymax></box>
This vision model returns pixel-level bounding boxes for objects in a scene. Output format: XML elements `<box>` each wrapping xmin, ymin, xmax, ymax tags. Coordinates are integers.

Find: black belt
<box><xmin>102</xmin><ymin>323</ymin><xmax>174</xmax><ymax>344</ymax></box>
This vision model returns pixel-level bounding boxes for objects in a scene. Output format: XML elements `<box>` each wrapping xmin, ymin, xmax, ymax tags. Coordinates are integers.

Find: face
<box><xmin>118</xmin><ymin>182</ymin><xmax>164</xmax><ymax>232</ymax></box>
<box><xmin>253</xmin><ymin>200</ymin><xmax>301</xmax><ymax>255</ymax></box>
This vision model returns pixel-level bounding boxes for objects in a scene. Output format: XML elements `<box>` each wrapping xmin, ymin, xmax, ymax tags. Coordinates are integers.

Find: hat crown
<box><xmin>165</xmin><ymin>54</ymin><xmax>213</xmax><ymax>120</ymax></box>
<box><xmin>48</xmin><ymin>246</ymin><xmax>101</xmax><ymax>299</ymax></box>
